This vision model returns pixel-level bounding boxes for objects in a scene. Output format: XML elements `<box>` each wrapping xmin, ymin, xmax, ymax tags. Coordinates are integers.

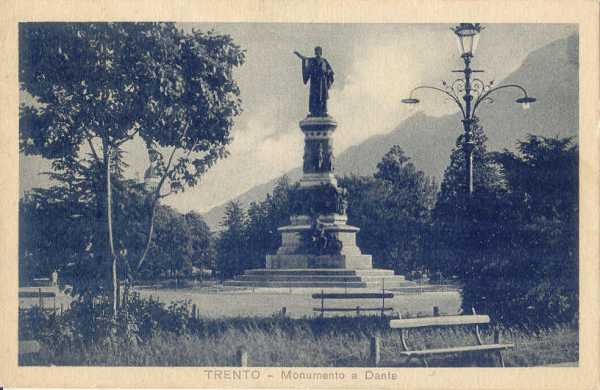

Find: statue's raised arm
<box><xmin>293</xmin><ymin>51</ymin><xmax>306</xmax><ymax>60</ymax></box>
<box><xmin>296</xmin><ymin>46</ymin><xmax>334</xmax><ymax>117</ymax></box>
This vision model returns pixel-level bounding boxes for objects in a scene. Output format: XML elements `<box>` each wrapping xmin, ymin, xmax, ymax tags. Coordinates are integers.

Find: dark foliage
<box><xmin>430</xmin><ymin>129</ymin><xmax>578</xmax><ymax>326</ymax></box>
<box><xmin>339</xmin><ymin>146</ymin><xmax>437</xmax><ymax>273</ymax></box>
<box><xmin>215</xmin><ymin>201</ymin><xmax>247</xmax><ymax>280</ymax></box>
<box><xmin>20</xmin><ymin>177</ymin><xmax>214</xmax><ymax>288</ymax></box>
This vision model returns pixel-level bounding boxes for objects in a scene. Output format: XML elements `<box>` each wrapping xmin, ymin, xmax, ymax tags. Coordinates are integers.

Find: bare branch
<box><xmin>115</xmin><ymin>126</ymin><xmax>140</xmax><ymax>147</ymax></box>
<box><xmin>135</xmin><ymin>198</ymin><xmax>158</xmax><ymax>272</ymax></box>
<box><xmin>184</xmin><ymin>140</ymin><xmax>201</xmax><ymax>159</ymax></box>
<box><xmin>158</xmin><ymin>188</ymin><xmax>175</xmax><ymax>199</ymax></box>
<box><xmin>86</xmin><ymin>136</ymin><xmax>101</xmax><ymax>164</ymax></box>
<box><xmin>154</xmin><ymin>124</ymin><xmax>191</xmax><ymax>196</ymax></box>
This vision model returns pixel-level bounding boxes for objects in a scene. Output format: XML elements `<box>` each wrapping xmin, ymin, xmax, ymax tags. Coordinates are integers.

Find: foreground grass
<box><xmin>22</xmin><ymin>316</ymin><xmax>577</xmax><ymax>367</ymax></box>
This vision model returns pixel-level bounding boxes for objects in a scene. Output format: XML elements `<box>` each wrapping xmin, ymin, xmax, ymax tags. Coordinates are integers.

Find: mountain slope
<box><xmin>203</xmin><ymin>34</ymin><xmax>578</xmax><ymax>230</ymax></box>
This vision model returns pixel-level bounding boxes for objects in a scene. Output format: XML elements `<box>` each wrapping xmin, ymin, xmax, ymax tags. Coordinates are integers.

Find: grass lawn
<box><xmin>22</xmin><ymin>316</ymin><xmax>578</xmax><ymax>367</ymax></box>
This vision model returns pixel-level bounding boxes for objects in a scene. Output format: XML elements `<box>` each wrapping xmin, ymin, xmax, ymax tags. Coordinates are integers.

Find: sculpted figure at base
<box><xmin>294</xmin><ymin>46</ymin><xmax>334</xmax><ymax>117</ymax></box>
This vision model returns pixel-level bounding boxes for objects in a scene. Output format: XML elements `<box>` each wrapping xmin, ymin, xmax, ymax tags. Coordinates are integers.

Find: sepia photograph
<box><xmin>2</xmin><ymin>1</ymin><xmax>599</xmax><ymax>389</ymax></box>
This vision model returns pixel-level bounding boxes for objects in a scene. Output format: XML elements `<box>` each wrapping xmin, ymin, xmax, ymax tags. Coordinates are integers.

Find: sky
<box><xmin>20</xmin><ymin>23</ymin><xmax>577</xmax><ymax>213</ymax></box>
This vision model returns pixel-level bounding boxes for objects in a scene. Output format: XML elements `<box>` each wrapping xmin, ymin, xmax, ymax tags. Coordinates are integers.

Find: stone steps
<box><xmin>353</xmin><ymin>269</ymin><xmax>397</xmax><ymax>277</ymax></box>
<box><xmin>233</xmin><ymin>275</ymin><xmax>364</xmax><ymax>282</ymax></box>
<box><xmin>364</xmin><ymin>279</ymin><xmax>418</xmax><ymax>288</ymax></box>
<box><xmin>223</xmin><ymin>280</ymin><xmax>367</xmax><ymax>288</ymax></box>
<box><xmin>224</xmin><ymin>268</ymin><xmax>413</xmax><ymax>289</ymax></box>
<box><xmin>245</xmin><ymin>268</ymin><xmax>360</xmax><ymax>276</ymax></box>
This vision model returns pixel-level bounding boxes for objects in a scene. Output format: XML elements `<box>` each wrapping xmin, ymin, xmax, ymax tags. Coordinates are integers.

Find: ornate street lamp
<box><xmin>452</xmin><ymin>22</ymin><xmax>482</xmax><ymax>58</ymax></box>
<box><xmin>402</xmin><ymin>23</ymin><xmax>536</xmax><ymax>197</ymax></box>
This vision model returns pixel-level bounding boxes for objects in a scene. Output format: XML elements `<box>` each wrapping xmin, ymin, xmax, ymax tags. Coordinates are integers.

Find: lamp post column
<box><xmin>462</xmin><ymin>54</ymin><xmax>475</xmax><ymax>197</ymax></box>
<box><xmin>463</xmin><ymin>121</ymin><xmax>474</xmax><ymax>196</ymax></box>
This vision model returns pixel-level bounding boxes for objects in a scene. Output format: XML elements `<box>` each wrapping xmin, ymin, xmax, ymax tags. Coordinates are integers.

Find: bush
<box><xmin>20</xmin><ymin>292</ymin><xmax>196</xmax><ymax>353</ymax></box>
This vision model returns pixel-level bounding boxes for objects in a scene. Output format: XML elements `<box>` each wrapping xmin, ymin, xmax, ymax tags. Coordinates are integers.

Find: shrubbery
<box><xmin>20</xmin><ymin>293</ymin><xmax>197</xmax><ymax>353</ymax></box>
<box><xmin>430</xmin><ymin>131</ymin><xmax>578</xmax><ymax>326</ymax></box>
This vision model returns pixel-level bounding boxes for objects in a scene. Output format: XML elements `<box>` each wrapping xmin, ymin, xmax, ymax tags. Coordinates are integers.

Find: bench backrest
<box><xmin>19</xmin><ymin>291</ymin><xmax>56</xmax><ymax>298</ymax></box>
<box><xmin>390</xmin><ymin>314</ymin><xmax>490</xmax><ymax>329</ymax></box>
<box><xmin>312</xmin><ymin>292</ymin><xmax>394</xmax><ymax>299</ymax></box>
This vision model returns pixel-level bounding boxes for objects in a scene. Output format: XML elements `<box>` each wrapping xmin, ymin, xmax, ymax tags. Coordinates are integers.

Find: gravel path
<box><xmin>135</xmin><ymin>286</ymin><xmax>461</xmax><ymax>319</ymax></box>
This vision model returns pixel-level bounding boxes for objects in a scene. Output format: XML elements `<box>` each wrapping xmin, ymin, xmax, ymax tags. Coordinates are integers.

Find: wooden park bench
<box><xmin>19</xmin><ymin>288</ymin><xmax>58</xmax><ymax>313</ymax></box>
<box><xmin>312</xmin><ymin>290</ymin><xmax>394</xmax><ymax>317</ymax></box>
<box><xmin>389</xmin><ymin>311</ymin><xmax>514</xmax><ymax>367</ymax></box>
<box><xmin>19</xmin><ymin>340</ymin><xmax>42</xmax><ymax>364</ymax></box>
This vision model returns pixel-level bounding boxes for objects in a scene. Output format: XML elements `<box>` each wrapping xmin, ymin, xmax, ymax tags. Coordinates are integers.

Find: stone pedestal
<box><xmin>298</xmin><ymin>116</ymin><xmax>338</xmax><ymax>188</ymax></box>
<box><xmin>266</xmin><ymin>215</ymin><xmax>373</xmax><ymax>269</ymax></box>
<box><xmin>265</xmin><ymin>115</ymin><xmax>374</xmax><ymax>270</ymax></box>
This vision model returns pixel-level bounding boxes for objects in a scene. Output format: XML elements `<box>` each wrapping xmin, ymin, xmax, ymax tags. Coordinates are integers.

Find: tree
<box><xmin>147</xmin><ymin>206</ymin><xmax>193</xmax><ymax>283</ymax></box>
<box><xmin>215</xmin><ymin>201</ymin><xmax>247</xmax><ymax>280</ymax></box>
<box><xmin>432</xmin><ymin>129</ymin><xmax>579</xmax><ymax>325</ymax></box>
<box><xmin>21</xmin><ymin>176</ymin><xmax>215</xmax><ymax>289</ymax></box>
<box><xmin>492</xmin><ymin>135</ymin><xmax>578</xmax><ymax>224</ymax></box>
<box><xmin>434</xmin><ymin>117</ymin><xmax>503</xmax><ymax>216</ymax></box>
<box><xmin>19</xmin><ymin>188</ymin><xmax>93</xmax><ymax>285</ymax></box>
<box><xmin>429</xmin><ymin>117</ymin><xmax>504</xmax><ymax>275</ymax></box>
<box><xmin>184</xmin><ymin>211</ymin><xmax>215</xmax><ymax>273</ymax></box>
<box><xmin>244</xmin><ymin>176</ymin><xmax>294</xmax><ymax>269</ymax></box>
<box><xmin>19</xmin><ymin>23</ymin><xmax>245</xmax><ymax>315</ymax></box>
<box><xmin>374</xmin><ymin>145</ymin><xmax>437</xmax><ymax>215</ymax></box>
<box><xmin>483</xmin><ymin>135</ymin><xmax>578</xmax><ymax>324</ymax></box>
<box><xmin>339</xmin><ymin>146</ymin><xmax>437</xmax><ymax>274</ymax></box>
<box><xmin>19</xmin><ymin>158</ymin><xmax>119</xmax><ymax>291</ymax></box>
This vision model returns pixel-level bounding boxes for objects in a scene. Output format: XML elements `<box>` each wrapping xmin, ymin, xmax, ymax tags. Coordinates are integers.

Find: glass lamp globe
<box><xmin>451</xmin><ymin>23</ymin><xmax>483</xmax><ymax>57</ymax></box>
<box><xmin>516</xmin><ymin>96</ymin><xmax>536</xmax><ymax>111</ymax></box>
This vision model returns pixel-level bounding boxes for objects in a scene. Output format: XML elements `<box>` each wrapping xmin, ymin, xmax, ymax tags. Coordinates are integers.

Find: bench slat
<box><xmin>390</xmin><ymin>315</ymin><xmax>490</xmax><ymax>329</ymax></box>
<box><xmin>312</xmin><ymin>293</ymin><xmax>394</xmax><ymax>299</ymax></box>
<box><xmin>399</xmin><ymin>343</ymin><xmax>514</xmax><ymax>356</ymax></box>
<box><xmin>313</xmin><ymin>307</ymin><xmax>394</xmax><ymax>312</ymax></box>
<box><xmin>19</xmin><ymin>291</ymin><xmax>56</xmax><ymax>298</ymax></box>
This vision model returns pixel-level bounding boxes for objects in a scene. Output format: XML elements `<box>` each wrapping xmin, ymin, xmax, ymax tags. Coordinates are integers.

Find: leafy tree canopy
<box><xmin>20</xmin><ymin>22</ymin><xmax>245</xmax><ymax>193</ymax></box>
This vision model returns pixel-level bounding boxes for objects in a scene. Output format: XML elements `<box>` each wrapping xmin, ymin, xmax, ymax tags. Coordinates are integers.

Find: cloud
<box><xmin>162</xmin><ymin>114</ymin><xmax>303</xmax><ymax>212</ymax></box>
<box><xmin>329</xmin><ymin>28</ymin><xmax>460</xmax><ymax>154</ymax></box>
<box><xmin>220</xmin><ymin>110</ymin><xmax>304</xmax><ymax>178</ymax></box>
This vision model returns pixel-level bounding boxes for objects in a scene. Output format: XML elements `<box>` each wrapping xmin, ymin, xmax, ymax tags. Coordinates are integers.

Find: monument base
<box><xmin>222</xmin><ymin>214</ymin><xmax>415</xmax><ymax>289</ymax></box>
<box><xmin>270</xmin><ymin>214</ymin><xmax>369</xmax><ymax>265</ymax></box>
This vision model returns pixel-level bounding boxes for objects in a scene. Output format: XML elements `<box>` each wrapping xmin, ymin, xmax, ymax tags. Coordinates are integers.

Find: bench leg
<box><xmin>496</xmin><ymin>351</ymin><xmax>505</xmax><ymax>367</ymax></box>
<box><xmin>406</xmin><ymin>356</ymin><xmax>429</xmax><ymax>367</ymax></box>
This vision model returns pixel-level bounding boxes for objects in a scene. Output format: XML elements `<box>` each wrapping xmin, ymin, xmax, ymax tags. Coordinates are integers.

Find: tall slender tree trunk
<box><xmin>136</xmin><ymin>198</ymin><xmax>158</xmax><ymax>272</ymax></box>
<box><xmin>103</xmin><ymin>141</ymin><xmax>118</xmax><ymax>319</ymax></box>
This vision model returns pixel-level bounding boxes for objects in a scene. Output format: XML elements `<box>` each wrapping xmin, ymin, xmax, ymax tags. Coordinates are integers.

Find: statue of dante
<box><xmin>294</xmin><ymin>46</ymin><xmax>334</xmax><ymax>117</ymax></box>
